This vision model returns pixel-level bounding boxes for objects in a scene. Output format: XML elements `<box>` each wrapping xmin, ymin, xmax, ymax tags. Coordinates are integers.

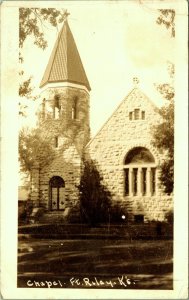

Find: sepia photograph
<box><xmin>1</xmin><ymin>0</ymin><xmax>188</xmax><ymax>299</ymax></box>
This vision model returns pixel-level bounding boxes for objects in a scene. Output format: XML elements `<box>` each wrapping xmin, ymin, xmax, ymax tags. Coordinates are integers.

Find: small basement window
<box><xmin>134</xmin><ymin>214</ymin><xmax>144</xmax><ymax>224</ymax></box>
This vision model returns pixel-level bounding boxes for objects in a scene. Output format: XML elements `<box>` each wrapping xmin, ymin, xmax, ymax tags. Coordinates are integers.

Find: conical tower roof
<box><xmin>40</xmin><ymin>20</ymin><xmax>91</xmax><ymax>91</ymax></box>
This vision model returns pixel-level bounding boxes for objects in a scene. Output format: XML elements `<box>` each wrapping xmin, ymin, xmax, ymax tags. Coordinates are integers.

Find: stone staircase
<box><xmin>33</xmin><ymin>206</ymin><xmax>81</xmax><ymax>224</ymax></box>
<box><xmin>39</xmin><ymin>211</ymin><xmax>66</xmax><ymax>223</ymax></box>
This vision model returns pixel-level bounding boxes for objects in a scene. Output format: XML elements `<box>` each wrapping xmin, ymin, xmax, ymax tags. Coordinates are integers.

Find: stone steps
<box><xmin>39</xmin><ymin>211</ymin><xmax>67</xmax><ymax>223</ymax></box>
<box><xmin>37</xmin><ymin>208</ymin><xmax>80</xmax><ymax>224</ymax></box>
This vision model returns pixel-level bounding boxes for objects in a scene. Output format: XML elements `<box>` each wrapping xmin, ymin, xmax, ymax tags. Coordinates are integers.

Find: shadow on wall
<box><xmin>66</xmin><ymin>158</ymin><xmax>173</xmax><ymax>236</ymax></box>
<box><xmin>19</xmin><ymin>153</ymin><xmax>174</xmax><ymax>233</ymax></box>
<box><xmin>66</xmin><ymin>158</ymin><xmax>131</xmax><ymax>227</ymax></box>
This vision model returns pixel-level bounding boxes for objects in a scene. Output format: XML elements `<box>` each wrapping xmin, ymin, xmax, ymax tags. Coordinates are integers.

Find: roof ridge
<box><xmin>48</xmin><ymin>23</ymin><xmax>66</xmax><ymax>84</ymax></box>
<box><xmin>66</xmin><ymin>21</ymin><xmax>91</xmax><ymax>90</ymax></box>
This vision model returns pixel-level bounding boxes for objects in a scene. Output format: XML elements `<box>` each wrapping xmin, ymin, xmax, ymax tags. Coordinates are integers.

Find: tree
<box><xmin>19</xmin><ymin>8</ymin><xmax>69</xmax><ymax>49</ymax></box>
<box><xmin>78</xmin><ymin>160</ymin><xmax>112</xmax><ymax>226</ymax></box>
<box><xmin>152</xmin><ymin>62</ymin><xmax>174</xmax><ymax>194</ymax></box>
<box><xmin>156</xmin><ymin>9</ymin><xmax>175</xmax><ymax>37</ymax></box>
<box><xmin>153</xmin><ymin>9</ymin><xmax>175</xmax><ymax>194</ymax></box>
<box><xmin>19</xmin><ymin>127</ymin><xmax>56</xmax><ymax>177</ymax></box>
<box><xmin>19</xmin><ymin>8</ymin><xmax>68</xmax><ymax>113</ymax></box>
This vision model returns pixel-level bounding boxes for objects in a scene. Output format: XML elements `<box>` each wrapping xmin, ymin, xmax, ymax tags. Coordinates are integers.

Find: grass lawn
<box><xmin>18</xmin><ymin>237</ymin><xmax>173</xmax><ymax>289</ymax></box>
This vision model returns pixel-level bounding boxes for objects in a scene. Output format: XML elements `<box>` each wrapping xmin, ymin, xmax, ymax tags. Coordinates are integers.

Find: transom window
<box><xmin>124</xmin><ymin>147</ymin><xmax>156</xmax><ymax>196</ymax></box>
<box><xmin>125</xmin><ymin>147</ymin><xmax>155</xmax><ymax>164</ymax></box>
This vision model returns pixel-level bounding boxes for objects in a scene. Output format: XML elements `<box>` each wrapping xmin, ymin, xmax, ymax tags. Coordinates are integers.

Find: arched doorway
<box><xmin>49</xmin><ymin>176</ymin><xmax>65</xmax><ymax>210</ymax></box>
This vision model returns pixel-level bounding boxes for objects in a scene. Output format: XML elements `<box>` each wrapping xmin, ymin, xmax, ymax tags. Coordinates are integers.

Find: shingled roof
<box><xmin>40</xmin><ymin>20</ymin><xmax>91</xmax><ymax>91</ymax></box>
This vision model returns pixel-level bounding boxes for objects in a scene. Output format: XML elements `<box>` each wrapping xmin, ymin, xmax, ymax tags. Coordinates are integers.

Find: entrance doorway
<box><xmin>49</xmin><ymin>176</ymin><xmax>65</xmax><ymax>210</ymax></box>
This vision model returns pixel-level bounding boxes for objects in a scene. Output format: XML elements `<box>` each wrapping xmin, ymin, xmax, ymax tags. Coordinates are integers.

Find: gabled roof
<box><xmin>86</xmin><ymin>87</ymin><xmax>160</xmax><ymax>147</ymax></box>
<box><xmin>40</xmin><ymin>20</ymin><xmax>91</xmax><ymax>91</ymax></box>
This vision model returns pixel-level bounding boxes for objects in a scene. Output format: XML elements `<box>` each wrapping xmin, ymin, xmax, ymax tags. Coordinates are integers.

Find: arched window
<box><xmin>124</xmin><ymin>147</ymin><xmax>156</xmax><ymax>196</ymax></box>
<box><xmin>42</xmin><ymin>98</ymin><xmax>46</xmax><ymax>119</ymax></box>
<box><xmin>72</xmin><ymin>97</ymin><xmax>78</xmax><ymax>120</ymax></box>
<box><xmin>54</xmin><ymin>95</ymin><xmax>60</xmax><ymax>119</ymax></box>
<box><xmin>49</xmin><ymin>176</ymin><xmax>65</xmax><ymax>210</ymax></box>
<box><xmin>54</xmin><ymin>136</ymin><xmax>59</xmax><ymax>148</ymax></box>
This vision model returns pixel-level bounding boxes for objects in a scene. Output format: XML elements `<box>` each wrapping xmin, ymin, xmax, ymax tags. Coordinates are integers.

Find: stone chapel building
<box><xmin>30</xmin><ymin>20</ymin><xmax>173</xmax><ymax>223</ymax></box>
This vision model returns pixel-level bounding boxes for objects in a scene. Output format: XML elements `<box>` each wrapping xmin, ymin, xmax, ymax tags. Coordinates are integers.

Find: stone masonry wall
<box><xmin>86</xmin><ymin>88</ymin><xmax>173</xmax><ymax>221</ymax></box>
<box><xmin>39</xmin><ymin>144</ymin><xmax>81</xmax><ymax>210</ymax></box>
<box><xmin>39</xmin><ymin>86</ymin><xmax>90</xmax><ymax>154</ymax></box>
<box><xmin>30</xmin><ymin>85</ymin><xmax>90</xmax><ymax>210</ymax></box>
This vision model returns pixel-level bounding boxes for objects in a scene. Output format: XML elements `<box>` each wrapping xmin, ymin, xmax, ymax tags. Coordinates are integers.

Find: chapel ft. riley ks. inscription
<box><xmin>26</xmin><ymin>275</ymin><xmax>139</xmax><ymax>288</ymax></box>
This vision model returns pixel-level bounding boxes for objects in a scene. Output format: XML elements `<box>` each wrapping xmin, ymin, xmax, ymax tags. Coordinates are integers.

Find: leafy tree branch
<box><xmin>156</xmin><ymin>9</ymin><xmax>175</xmax><ymax>37</ymax></box>
<box><xmin>19</xmin><ymin>127</ymin><xmax>56</xmax><ymax>176</ymax></box>
<box><xmin>152</xmin><ymin>62</ymin><xmax>174</xmax><ymax>193</ymax></box>
<box><xmin>78</xmin><ymin>160</ymin><xmax>112</xmax><ymax>226</ymax></box>
<box><xmin>19</xmin><ymin>8</ymin><xmax>68</xmax><ymax>114</ymax></box>
<box><xmin>19</xmin><ymin>8</ymin><xmax>67</xmax><ymax>49</ymax></box>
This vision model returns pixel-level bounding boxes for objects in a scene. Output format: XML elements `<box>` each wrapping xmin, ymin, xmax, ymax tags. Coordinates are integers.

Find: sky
<box><xmin>20</xmin><ymin>1</ymin><xmax>176</xmax><ymax>136</ymax></box>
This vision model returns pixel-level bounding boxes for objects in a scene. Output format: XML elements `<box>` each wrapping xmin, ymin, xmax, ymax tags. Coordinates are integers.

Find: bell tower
<box><xmin>39</xmin><ymin>18</ymin><xmax>91</xmax><ymax>152</ymax></box>
<box><xmin>31</xmin><ymin>18</ymin><xmax>91</xmax><ymax>215</ymax></box>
